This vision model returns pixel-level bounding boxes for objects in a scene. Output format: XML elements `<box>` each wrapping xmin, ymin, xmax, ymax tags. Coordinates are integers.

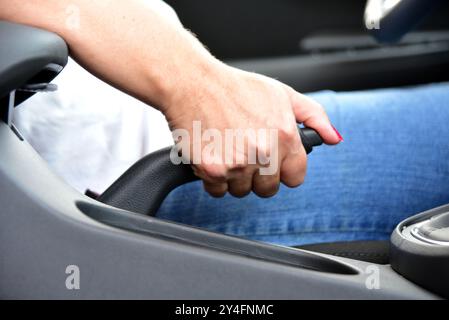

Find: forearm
<box><xmin>0</xmin><ymin>0</ymin><xmax>220</xmax><ymax>111</ymax></box>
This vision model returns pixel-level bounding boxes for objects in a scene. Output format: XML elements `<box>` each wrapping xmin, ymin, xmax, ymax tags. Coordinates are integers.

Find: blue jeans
<box><xmin>157</xmin><ymin>82</ymin><xmax>449</xmax><ymax>247</ymax></box>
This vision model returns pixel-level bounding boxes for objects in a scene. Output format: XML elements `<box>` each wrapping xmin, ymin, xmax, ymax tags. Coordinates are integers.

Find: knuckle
<box><xmin>285</xmin><ymin>173</ymin><xmax>305</xmax><ymax>188</ymax></box>
<box><xmin>229</xmin><ymin>162</ymin><xmax>247</xmax><ymax>173</ymax></box>
<box><xmin>314</xmin><ymin>103</ymin><xmax>328</xmax><ymax>120</ymax></box>
<box><xmin>314</xmin><ymin>102</ymin><xmax>325</xmax><ymax>113</ymax></box>
<box><xmin>278</xmin><ymin>126</ymin><xmax>297</xmax><ymax>144</ymax></box>
<box><xmin>208</xmin><ymin>190</ymin><xmax>227</xmax><ymax>198</ymax></box>
<box><xmin>229</xmin><ymin>176</ymin><xmax>252</xmax><ymax>198</ymax></box>
<box><xmin>202</xmin><ymin>163</ymin><xmax>227</xmax><ymax>181</ymax></box>
<box><xmin>254</xmin><ymin>180</ymin><xmax>280</xmax><ymax>198</ymax></box>
<box><xmin>230</xmin><ymin>188</ymin><xmax>251</xmax><ymax>198</ymax></box>
<box><xmin>204</xmin><ymin>184</ymin><xmax>228</xmax><ymax>198</ymax></box>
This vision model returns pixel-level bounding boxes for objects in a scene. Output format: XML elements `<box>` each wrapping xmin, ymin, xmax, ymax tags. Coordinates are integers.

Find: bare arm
<box><xmin>0</xmin><ymin>0</ymin><xmax>342</xmax><ymax>198</ymax></box>
<box><xmin>0</xmin><ymin>0</ymin><xmax>215</xmax><ymax>110</ymax></box>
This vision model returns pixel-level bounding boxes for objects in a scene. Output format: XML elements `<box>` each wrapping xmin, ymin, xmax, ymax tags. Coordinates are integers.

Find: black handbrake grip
<box><xmin>299</xmin><ymin>128</ymin><xmax>323</xmax><ymax>154</ymax></box>
<box><xmin>98</xmin><ymin>127</ymin><xmax>323</xmax><ymax>216</ymax></box>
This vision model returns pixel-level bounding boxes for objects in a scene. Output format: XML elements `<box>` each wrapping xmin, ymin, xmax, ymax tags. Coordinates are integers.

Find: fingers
<box><xmin>202</xmin><ymin>164</ymin><xmax>281</xmax><ymax>198</ymax></box>
<box><xmin>193</xmin><ymin>163</ymin><xmax>228</xmax><ymax>198</ymax></box>
<box><xmin>228</xmin><ymin>177</ymin><xmax>252</xmax><ymax>198</ymax></box>
<box><xmin>203</xmin><ymin>180</ymin><xmax>228</xmax><ymax>198</ymax></box>
<box><xmin>252</xmin><ymin>167</ymin><xmax>281</xmax><ymax>198</ymax></box>
<box><xmin>199</xmin><ymin>162</ymin><xmax>255</xmax><ymax>198</ymax></box>
<box><xmin>280</xmin><ymin>149</ymin><xmax>307</xmax><ymax>188</ymax></box>
<box><xmin>287</xmin><ymin>87</ymin><xmax>343</xmax><ymax>145</ymax></box>
<box><xmin>226</xmin><ymin>163</ymin><xmax>256</xmax><ymax>197</ymax></box>
<box><xmin>201</xmin><ymin>154</ymin><xmax>306</xmax><ymax>198</ymax></box>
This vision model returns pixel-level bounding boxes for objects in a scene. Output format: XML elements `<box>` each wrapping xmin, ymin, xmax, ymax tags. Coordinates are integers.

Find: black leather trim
<box><xmin>296</xmin><ymin>241</ymin><xmax>390</xmax><ymax>264</ymax></box>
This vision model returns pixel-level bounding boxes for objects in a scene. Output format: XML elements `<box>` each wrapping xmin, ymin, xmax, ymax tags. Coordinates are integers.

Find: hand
<box><xmin>164</xmin><ymin>62</ymin><xmax>343</xmax><ymax>198</ymax></box>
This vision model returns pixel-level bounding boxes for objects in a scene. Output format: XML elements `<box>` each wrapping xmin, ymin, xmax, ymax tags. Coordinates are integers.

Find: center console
<box><xmin>391</xmin><ymin>205</ymin><xmax>449</xmax><ymax>298</ymax></box>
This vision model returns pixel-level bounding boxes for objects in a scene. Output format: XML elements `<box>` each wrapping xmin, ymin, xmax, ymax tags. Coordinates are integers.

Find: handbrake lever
<box><xmin>98</xmin><ymin>127</ymin><xmax>323</xmax><ymax>216</ymax></box>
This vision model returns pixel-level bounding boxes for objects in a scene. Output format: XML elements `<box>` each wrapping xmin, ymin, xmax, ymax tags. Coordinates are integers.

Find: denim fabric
<box><xmin>157</xmin><ymin>82</ymin><xmax>449</xmax><ymax>247</ymax></box>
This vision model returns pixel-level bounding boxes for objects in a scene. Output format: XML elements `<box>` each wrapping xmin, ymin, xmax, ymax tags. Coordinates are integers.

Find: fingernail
<box><xmin>332</xmin><ymin>125</ymin><xmax>344</xmax><ymax>141</ymax></box>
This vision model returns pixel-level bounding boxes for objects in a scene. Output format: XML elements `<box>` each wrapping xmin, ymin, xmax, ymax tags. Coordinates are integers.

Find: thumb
<box><xmin>287</xmin><ymin>88</ymin><xmax>343</xmax><ymax>145</ymax></box>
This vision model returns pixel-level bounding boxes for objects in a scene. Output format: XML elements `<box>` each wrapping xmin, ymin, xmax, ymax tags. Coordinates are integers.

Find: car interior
<box><xmin>1</xmin><ymin>0</ymin><xmax>449</xmax><ymax>299</ymax></box>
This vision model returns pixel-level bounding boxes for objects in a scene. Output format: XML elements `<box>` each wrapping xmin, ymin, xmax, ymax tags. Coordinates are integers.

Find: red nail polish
<box><xmin>332</xmin><ymin>125</ymin><xmax>344</xmax><ymax>141</ymax></box>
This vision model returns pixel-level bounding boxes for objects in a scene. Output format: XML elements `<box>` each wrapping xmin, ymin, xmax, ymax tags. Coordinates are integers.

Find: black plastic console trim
<box><xmin>77</xmin><ymin>201</ymin><xmax>359</xmax><ymax>275</ymax></box>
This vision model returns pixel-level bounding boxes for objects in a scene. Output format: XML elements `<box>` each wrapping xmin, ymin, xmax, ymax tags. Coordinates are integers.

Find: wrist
<box><xmin>156</xmin><ymin>54</ymin><xmax>229</xmax><ymax>120</ymax></box>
